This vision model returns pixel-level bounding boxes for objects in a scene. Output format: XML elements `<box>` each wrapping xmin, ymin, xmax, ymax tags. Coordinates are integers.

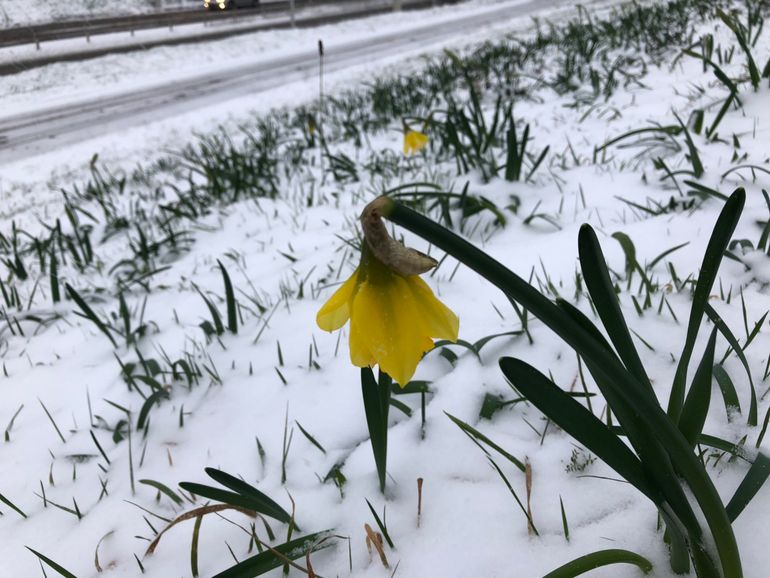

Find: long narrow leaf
<box><xmin>178</xmin><ymin>483</ymin><xmax>287</xmax><ymax>525</ymax></box>
<box><xmin>194</xmin><ymin>283</ymin><xmax>224</xmax><ymax>336</ymax></box>
<box><xmin>499</xmin><ymin>358</ymin><xmax>655</xmax><ymax>500</ymax></box>
<box><xmin>139</xmin><ymin>479</ymin><xmax>184</xmax><ymax>506</ymax></box>
<box><xmin>361</xmin><ymin>367</ymin><xmax>389</xmax><ymax>492</ymax></box>
<box><xmin>556</xmin><ymin>300</ymin><xmax>702</xmax><ymax>537</ymax></box>
<box><xmin>26</xmin><ymin>547</ymin><xmax>78</xmax><ymax>578</ymax></box>
<box><xmin>388</xmin><ymin>193</ymin><xmax>745</xmax><ymax>578</ymax></box>
<box><xmin>725</xmin><ymin>453</ymin><xmax>770</xmax><ymax>522</ymax></box>
<box><xmin>713</xmin><ymin>364</ymin><xmax>741</xmax><ymax>419</ymax></box>
<box><xmin>668</xmin><ymin>189</ymin><xmax>745</xmax><ymax>423</ymax></box>
<box><xmin>446</xmin><ymin>412</ymin><xmax>525</xmax><ymax>472</ymax></box>
<box><xmin>204</xmin><ymin>468</ymin><xmax>292</xmax><ymax>524</ymax></box>
<box><xmin>679</xmin><ymin>328</ymin><xmax>717</xmax><ymax>448</ymax></box>
<box><xmin>212</xmin><ymin>531</ymin><xmax>333</xmax><ymax>578</ymax></box>
<box><xmin>217</xmin><ymin>260</ymin><xmax>238</xmax><ymax>334</ymax></box>
<box><xmin>0</xmin><ymin>490</ymin><xmax>27</xmax><ymax>518</ymax></box>
<box><xmin>579</xmin><ymin>226</ymin><xmax>652</xmax><ymax>393</ymax></box>
<box><xmin>705</xmin><ymin>304</ymin><xmax>758</xmax><ymax>425</ymax></box>
<box><xmin>65</xmin><ymin>284</ymin><xmax>118</xmax><ymax>348</ymax></box>
<box><xmin>136</xmin><ymin>389</ymin><xmax>169</xmax><ymax>431</ymax></box>
<box><xmin>543</xmin><ymin>548</ymin><xmax>653</xmax><ymax>577</ymax></box>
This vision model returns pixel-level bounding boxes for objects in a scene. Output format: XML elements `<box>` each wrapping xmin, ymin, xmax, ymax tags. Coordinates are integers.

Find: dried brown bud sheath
<box><xmin>361</xmin><ymin>197</ymin><xmax>437</xmax><ymax>276</ymax></box>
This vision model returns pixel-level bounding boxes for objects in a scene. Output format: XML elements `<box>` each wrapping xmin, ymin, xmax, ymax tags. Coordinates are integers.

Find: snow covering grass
<box><xmin>1</xmin><ymin>0</ymin><xmax>770</xmax><ymax>576</ymax></box>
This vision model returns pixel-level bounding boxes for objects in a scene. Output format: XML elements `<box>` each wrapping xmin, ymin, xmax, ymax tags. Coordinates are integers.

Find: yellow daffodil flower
<box><xmin>402</xmin><ymin>120</ymin><xmax>429</xmax><ymax>155</ymax></box>
<box><xmin>317</xmin><ymin>248</ymin><xmax>458</xmax><ymax>386</ymax></box>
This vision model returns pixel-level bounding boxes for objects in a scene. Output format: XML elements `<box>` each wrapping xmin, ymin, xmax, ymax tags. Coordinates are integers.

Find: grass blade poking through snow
<box><xmin>180</xmin><ymin>468</ymin><xmax>293</xmax><ymax>525</ymax></box>
<box><xmin>136</xmin><ymin>389</ymin><xmax>170</xmax><ymax>432</ymax></box>
<box><xmin>366</xmin><ymin>499</ymin><xmax>394</xmax><ymax>548</ymax></box>
<box><xmin>191</xmin><ymin>514</ymin><xmax>203</xmax><ymax>578</ymax></box>
<box><xmin>705</xmin><ymin>304</ymin><xmax>758</xmax><ymax>426</ymax></box>
<box><xmin>217</xmin><ymin>259</ymin><xmax>238</xmax><ymax>335</ymax></box>
<box><xmin>66</xmin><ymin>284</ymin><xmax>118</xmax><ymax>348</ymax></box>
<box><xmin>194</xmin><ymin>283</ymin><xmax>224</xmax><ymax>337</ymax></box>
<box><xmin>716</xmin><ymin>8</ymin><xmax>761</xmax><ymax>90</ymax></box>
<box><xmin>211</xmin><ymin>531</ymin><xmax>334</xmax><ymax>578</ymax></box>
<box><xmin>712</xmin><ymin>365</ymin><xmax>741</xmax><ymax>419</ymax></box>
<box><xmin>204</xmin><ymin>468</ymin><xmax>294</xmax><ymax>526</ymax></box>
<box><xmin>139</xmin><ymin>479</ymin><xmax>184</xmax><ymax>506</ymax></box>
<box><xmin>725</xmin><ymin>452</ymin><xmax>770</xmax><ymax>523</ymax></box>
<box><xmin>26</xmin><ymin>547</ymin><xmax>78</xmax><ymax>578</ymax></box>
<box><xmin>560</xmin><ymin>496</ymin><xmax>569</xmax><ymax>542</ymax></box>
<box><xmin>0</xmin><ymin>489</ymin><xmax>27</xmax><ymax>519</ymax></box>
<box><xmin>445</xmin><ymin>412</ymin><xmax>526</xmax><ymax>472</ymax></box>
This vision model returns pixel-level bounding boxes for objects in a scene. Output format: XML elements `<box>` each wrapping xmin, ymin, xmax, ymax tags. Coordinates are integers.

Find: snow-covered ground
<box><xmin>0</xmin><ymin>0</ymin><xmax>566</xmax><ymax>220</ymax></box>
<box><xmin>1</xmin><ymin>0</ymin><xmax>769</xmax><ymax>577</ymax></box>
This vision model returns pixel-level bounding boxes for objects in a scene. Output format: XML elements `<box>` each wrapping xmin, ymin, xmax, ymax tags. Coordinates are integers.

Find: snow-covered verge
<box><xmin>1</xmin><ymin>0</ymin><xmax>770</xmax><ymax>577</ymax></box>
<box><xmin>0</xmin><ymin>0</ymin><xmax>165</xmax><ymax>27</ymax></box>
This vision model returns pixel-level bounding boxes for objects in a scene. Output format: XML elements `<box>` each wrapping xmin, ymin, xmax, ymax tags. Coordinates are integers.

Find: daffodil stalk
<box><xmin>361</xmin><ymin>367</ymin><xmax>391</xmax><ymax>493</ymax></box>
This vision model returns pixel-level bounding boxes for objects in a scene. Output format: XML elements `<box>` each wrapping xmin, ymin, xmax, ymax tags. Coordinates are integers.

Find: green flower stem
<box><xmin>386</xmin><ymin>199</ymin><xmax>742</xmax><ymax>578</ymax></box>
<box><xmin>361</xmin><ymin>368</ymin><xmax>392</xmax><ymax>493</ymax></box>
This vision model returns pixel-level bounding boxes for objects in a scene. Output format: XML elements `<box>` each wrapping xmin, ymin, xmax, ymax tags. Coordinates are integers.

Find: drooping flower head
<box><xmin>402</xmin><ymin>119</ymin><xmax>429</xmax><ymax>156</ymax></box>
<box><xmin>317</xmin><ymin>198</ymin><xmax>458</xmax><ymax>386</ymax></box>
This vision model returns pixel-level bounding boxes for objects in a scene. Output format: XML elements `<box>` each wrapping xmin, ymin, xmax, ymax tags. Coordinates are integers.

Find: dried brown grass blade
<box><xmin>365</xmin><ymin>523</ymin><xmax>389</xmax><ymax>568</ymax></box>
<box><xmin>145</xmin><ymin>504</ymin><xmax>255</xmax><ymax>556</ymax></box>
<box><xmin>525</xmin><ymin>460</ymin><xmax>535</xmax><ymax>535</ymax></box>
<box><xmin>417</xmin><ymin>477</ymin><xmax>424</xmax><ymax>528</ymax></box>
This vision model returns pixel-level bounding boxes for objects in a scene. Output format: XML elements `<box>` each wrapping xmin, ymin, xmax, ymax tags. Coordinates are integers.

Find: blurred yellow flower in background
<box><xmin>402</xmin><ymin>120</ymin><xmax>429</xmax><ymax>155</ymax></box>
<box><xmin>317</xmin><ymin>248</ymin><xmax>458</xmax><ymax>386</ymax></box>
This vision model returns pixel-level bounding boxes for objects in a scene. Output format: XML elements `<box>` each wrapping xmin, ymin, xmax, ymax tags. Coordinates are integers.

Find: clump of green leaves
<box><xmin>388</xmin><ymin>188</ymin><xmax>769</xmax><ymax>577</ymax></box>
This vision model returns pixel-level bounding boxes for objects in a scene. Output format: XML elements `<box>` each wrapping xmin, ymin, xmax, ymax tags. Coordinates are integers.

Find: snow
<box><xmin>1</xmin><ymin>0</ymin><xmax>769</xmax><ymax>577</ymax></box>
<box><xmin>0</xmin><ymin>0</ymin><xmax>567</xmax><ymax>218</ymax></box>
<box><xmin>0</xmin><ymin>0</ymin><xmax>160</xmax><ymax>28</ymax></box>
<box><xmin>0</xmin><ymin>0</ymin><xmax>193</xmax><ymax>28</ymax></box>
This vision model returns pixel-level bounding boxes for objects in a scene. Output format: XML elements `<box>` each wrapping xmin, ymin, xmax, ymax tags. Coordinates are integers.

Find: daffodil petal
<box><xmin>320</xmin><ymin>249</ymin><xmax>458</xmax><ymax>386</ymax></box>
<box><xmin>353</xmin><ymin>277</ymin><xmax>428</xmax><ymax>386</ymax></box>
<box><xmin>349</xmin><ymin>309</ymin><xmax>376</xmax><ymax>368</ymax></box>
<box><xmin>403</xmin><ymin>130</ymin><xmax>429</xmax><ymax>156</ymax></box>
<box><xmin>412</xmin><ymin>131</ymin><xmax>429</xmax><ymax>151</ymax></box>
<box><xmin>405</xmin><ymin>276</ymin><xmax>459</xmax><ymax>341</ymax></box>
<box><xmin>316</xmin><ymin>269</ymin><xmax>360</xmax><ymax>332</ymax></box>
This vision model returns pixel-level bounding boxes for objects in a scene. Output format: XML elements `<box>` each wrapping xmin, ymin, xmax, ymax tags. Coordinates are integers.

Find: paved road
<box><xmin>0</xmin><ymin>0</ymin><xmax>455</xmax><ymax>75</ymax></box>
<box><xmin>0</xmin><ymin>1</ymin><xmax>305</xmax><ymax>48</ymax></box>
<box><xmin>0</xmin><ymin>0</ymin><xmax>561</xmax><ymax>164</ymax></box>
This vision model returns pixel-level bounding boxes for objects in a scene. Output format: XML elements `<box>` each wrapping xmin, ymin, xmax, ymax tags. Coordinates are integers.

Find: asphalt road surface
<box><xmin>0</xmin><ymin>0</ymin><xmax>562</xmax><ymax>164</ymax></box>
